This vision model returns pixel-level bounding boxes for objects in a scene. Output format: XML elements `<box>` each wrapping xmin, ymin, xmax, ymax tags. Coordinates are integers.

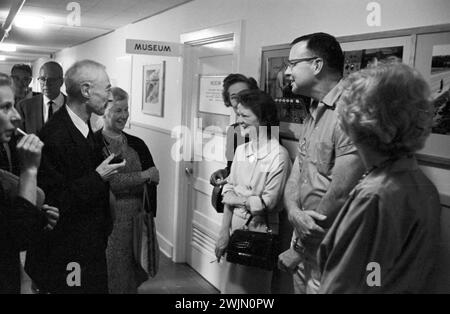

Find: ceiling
<box><xmin>0</xmin><ymin>0</ymin><xmax>192</xmax><ymax>65</ymax></box>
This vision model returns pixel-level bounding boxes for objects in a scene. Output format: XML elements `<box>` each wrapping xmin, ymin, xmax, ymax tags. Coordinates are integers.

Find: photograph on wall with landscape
<box><xmin>430</xmin><ymin>44</ymin><xmax>450</xmax><ymax>135</ymax></box>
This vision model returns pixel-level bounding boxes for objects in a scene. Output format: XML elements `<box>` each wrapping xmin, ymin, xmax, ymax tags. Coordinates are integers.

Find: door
<box><xmin>175</xmin><ymin>22</ymin><xmax>242</xmax><ymax>290</ymax></box>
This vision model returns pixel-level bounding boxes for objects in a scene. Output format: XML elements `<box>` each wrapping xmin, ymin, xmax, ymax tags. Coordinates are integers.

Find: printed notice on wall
<box><xmin>198</xmin><ymin>75</ymin><xmax>229</xmax><ymax>116</ymax></box>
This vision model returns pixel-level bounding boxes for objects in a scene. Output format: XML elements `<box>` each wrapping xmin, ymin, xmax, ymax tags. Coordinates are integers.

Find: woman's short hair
<box><xmin>237</xmin><ymin>89</ymin><xmax>279</xmax><ymax>136</ymax></box>
<box><xmin>222</xmin><ymin>73</ymin><xmax>259</xmax><ymax>107</ymax></box>
<box><xmin>338</xmin><ymin>62</ymin><xmax>433</xmax><ymax>156</ymax></box>
<box><xmin>111</xmin><ymin>87</ymin><xmax>128</xmax><ymax>102</ymax></box>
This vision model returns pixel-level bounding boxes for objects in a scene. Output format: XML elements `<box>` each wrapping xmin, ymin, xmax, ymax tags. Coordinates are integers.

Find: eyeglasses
<box><xmin>38</xmin><ymin>77</ymin><xmax>62</xmax><ymax>84</ymax></box>
<box><xmin>287</xmin><ymin>57</ymin><xmax>318</xmax><ymax>68</ymax></box>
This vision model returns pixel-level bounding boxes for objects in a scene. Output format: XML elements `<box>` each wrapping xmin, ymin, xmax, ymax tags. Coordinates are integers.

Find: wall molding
<box><xmin>156</xmin><ymin>231</ymin><xmax>173</xmax><ymax>258</ymax></box>
<box><xmin>130</xmin><ymin>121</ymin><xmax>172</xmax><ymax>135</ymax></box>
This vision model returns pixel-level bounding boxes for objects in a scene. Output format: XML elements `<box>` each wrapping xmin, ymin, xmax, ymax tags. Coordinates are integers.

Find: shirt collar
<box><xmin>66</xmin><ymin>105</ymin><xmax>89</xmax><ymax>138</ymax></box>
<box><xmin>308</xmin><ymin>80</ymin><xmax>344</xmax><ymax>121</ymax></box>
<box><xmin>244</xmin><ymin>138</ymin><xmax>278</xmax><ymax>160</ymax></box>
<box><xmin>320</xmin><ymin>80</ymin><xmax>344</xmax><ymax>108</ymax></box>
<box><xmin>43</xmin><ymin>93</ymin><xmax>64</xmax><ymax>107</ymax></box>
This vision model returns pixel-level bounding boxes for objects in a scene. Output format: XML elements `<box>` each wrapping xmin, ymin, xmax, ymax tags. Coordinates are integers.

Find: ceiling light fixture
<box><xmin>0</xmin><ymin>56</ymin><xmax>6</xmax><ymax>61</ymax></box>
<box><xmin>15</xmin><ymin>15</ymin><xmax>44</xmax><ymax>29</ymax></box>
<box><xmin>0</xmin><ymin>43</ymin><xmax>17</xmax><ymax>52</ymax></box>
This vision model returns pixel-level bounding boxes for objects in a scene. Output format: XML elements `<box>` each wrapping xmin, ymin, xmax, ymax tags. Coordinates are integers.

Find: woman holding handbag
<box><xmin>98</xmin><ymin>87</ymin><xmax>160</xmax><ymax>294</ymax></box>
<box><xmin>215</xmin><ymin>89</ymin><xmax>292</xmax><ymax>294</ymax></box>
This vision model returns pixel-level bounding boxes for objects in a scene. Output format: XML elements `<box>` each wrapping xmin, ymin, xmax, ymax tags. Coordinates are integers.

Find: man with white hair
<box><xmin>25</xmin><ymin>60</ymin><xmax>125</xmax><ymax>294</ymax></box>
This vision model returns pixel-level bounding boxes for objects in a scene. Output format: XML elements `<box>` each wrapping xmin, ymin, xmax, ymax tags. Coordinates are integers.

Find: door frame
<box><xmin>172</xmin><ymin>20</ymin><xmax>242</xmax><ymax>263</ymax></box>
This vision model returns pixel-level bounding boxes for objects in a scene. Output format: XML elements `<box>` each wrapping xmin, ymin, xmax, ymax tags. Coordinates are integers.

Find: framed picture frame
<box><xmin>414</xmin><ymin>30</ymin><xmax>450</xmax><ymax>167</ymax></box>
<box><xmin>142</xmin><ymin>61</ymin><xmax>165</xmax><ymax>117</ymax></box>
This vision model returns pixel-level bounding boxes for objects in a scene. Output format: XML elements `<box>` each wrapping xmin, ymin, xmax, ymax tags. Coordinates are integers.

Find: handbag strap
<box><xmin>242</xmin><ymin>195</ymin><xmax>273</xmax><ymax>234</ymax></box>
<box><xmin>140</xmin><ymin>183</ymin><xmax>150</xmax><ymax>213</ymax></box>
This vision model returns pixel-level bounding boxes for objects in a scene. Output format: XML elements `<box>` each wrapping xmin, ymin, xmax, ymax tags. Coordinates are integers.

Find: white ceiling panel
<box><xmin>0</xmin><ymin>0</ymin><xmax>192</xmax><ymax>65</ymax></box>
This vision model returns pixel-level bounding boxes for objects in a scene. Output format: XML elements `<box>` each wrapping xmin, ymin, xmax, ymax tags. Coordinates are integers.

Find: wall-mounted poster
<box><xmin>142</xmin><ymin>62</ymin><xmax>165</xmax><ymax>117</ymax></box>
<box><xmin>430</xmin><ymin>44</ymin><xmax>450</xmax><ymax>136</ymax></box>
<box><xmin>414</xmin><ymin>31</ymin><xmax>450</xmax><ymax>167</ymax></box>
<box><xmin>343</xmin><ymin>46</ymin><xmax>403</xmax><ymax>77</ymax></box>
<box><xmin>198</xmin><ymin>75</ymin><xmax>228</xmax><ymax>115</ymax></box>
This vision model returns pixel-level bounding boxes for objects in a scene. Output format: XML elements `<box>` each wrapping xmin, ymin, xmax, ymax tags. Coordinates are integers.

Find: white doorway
<box><xmin>173</xmin><ymin>21</ymin><xmax>242</xmax><ymax>290</ymax></box>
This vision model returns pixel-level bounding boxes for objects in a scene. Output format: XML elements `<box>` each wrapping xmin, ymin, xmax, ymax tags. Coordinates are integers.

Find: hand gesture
<box><xmin>144</xmin><ymin>166</ymin><xmax>160</xmax><ymax>185</ymax></box>
<box><xmin>42</xmin><ymin>204</ymin><xmax>59</xmax><ymax>230</ymax></box>
<box><xmin>16</xmin><ymin>134</ymin><xmax>44</xmax><ymax>172</ymax></box>
<box><xmin>210</xmin><ymin>168</ymin><xmax>228</xmax><ymax>186</ymax></box>
<box><xmin>215</xmin><ymin>229</ymin><xmax>230</xmax><ymax>263</ymax></box>
<box><xmin>289</xmin><ymin>210</ymin><xmax>326</xmax><ymax>245</ymax></box>
<box><xmin>96</xmin><ymin>154</ymin><xmax>126</xmax><ymax>181</ymax></box>
<box><xmin>278</xmin><ymin>248</ymin><xmax>303</xmax><ymax>273</ymax></box>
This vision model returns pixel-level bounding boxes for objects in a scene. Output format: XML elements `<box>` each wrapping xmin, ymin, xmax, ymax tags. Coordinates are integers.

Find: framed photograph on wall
<box><xmin>339</xmin><ymin>35</ymin><xmax>415</xmax><ymax>75</ymax></box>
<box><xmin>414</xmin><ymin>31</ymin><xmax>450</xmax><ymax>167</ymax></box>
<box><xmin>142</xmin><ymin>61</ymin><xmax>165</xmax><ymax>117</ymax></box>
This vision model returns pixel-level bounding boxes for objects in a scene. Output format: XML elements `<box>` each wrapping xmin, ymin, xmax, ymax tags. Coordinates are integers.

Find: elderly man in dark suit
<box><xmin>25</xmin><ymin>60</ymin><xmax>125</xmax><ymax>294</ymax></box>
<box><xmin>16</xmin><ymin>61</ymin><xmax>67</xmax><ymax>135</ymax></box>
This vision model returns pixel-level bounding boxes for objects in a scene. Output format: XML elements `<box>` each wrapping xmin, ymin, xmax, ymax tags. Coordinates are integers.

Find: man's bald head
<box><xmin>65</xmin><ymin>60</ymin><xmax>107</xmax><ymax>100</ymax></box>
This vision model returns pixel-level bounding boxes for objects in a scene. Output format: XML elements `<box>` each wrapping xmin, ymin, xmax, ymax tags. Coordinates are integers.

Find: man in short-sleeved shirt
<box><xmin>278</xmin><ymin>33</ymin><xmax>365</xmax><ymax>294</ymax></box>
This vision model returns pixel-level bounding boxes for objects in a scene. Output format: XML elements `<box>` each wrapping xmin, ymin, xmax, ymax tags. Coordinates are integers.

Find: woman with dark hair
<box><xmin>209</xmin><ymin>74</ymin><xmax>259</xmax><ymax>191</ymax></box>
<box><xmin>215</xmin><ymin>89</ymin><xmax>291</xmax><ymax>294</ymax></box>
<box><xmin>98</xmin><ymin>87</ymin><xmax>160</xmax><ymax>293</ymax></box>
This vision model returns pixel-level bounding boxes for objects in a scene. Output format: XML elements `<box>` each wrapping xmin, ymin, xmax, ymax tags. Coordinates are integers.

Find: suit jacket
<box><xmin>25</xmin><ymin>106</ymin><xmax>111</xmax><ymax>293</ymax></box>
<box><xmin>16</xmin><ymin>94</ymin><xmax>67</xmax><ymax>135</ymax></box>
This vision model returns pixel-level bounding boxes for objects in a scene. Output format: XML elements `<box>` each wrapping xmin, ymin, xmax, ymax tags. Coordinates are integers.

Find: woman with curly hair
<box><xmin>318</xmin><ymin>63</ymin><xmax>441</xmax><ymax>293</ymax></box>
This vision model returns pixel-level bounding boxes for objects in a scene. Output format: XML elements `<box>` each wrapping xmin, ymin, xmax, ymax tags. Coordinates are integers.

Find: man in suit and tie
<box><xmin>16</xmin><ymin>61</ymin><xmax>66</xmax><ymax>135</ymax></box>
<box><xmin>25</xmin><ymin>60</ymin><xmax>125</xmax><ymax>294</ymax></box>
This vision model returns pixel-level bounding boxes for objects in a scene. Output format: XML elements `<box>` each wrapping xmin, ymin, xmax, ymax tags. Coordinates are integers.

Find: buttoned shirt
<box><xmin>43</xmin><ymin>93</ymin><xmax>64</xmax><ymax>123</ymax></box>
<box><xmin>296</xmin><ymin>81</ymin><xmax>357</xmax><ymax>213</ymax></box>
<box><xmin>318</xmin><ymin>156</ymin><xmax>441</xmax><ymax>293</ymax></box>
<box><xmin>223</xmin><ymin>138</ymin><xmax>292</xmax><ymax>227</ymax></box>
<box><xmin>66</xmin><ymin>105</ymin><xmax>89</xmax><ymax>138</ymax></box>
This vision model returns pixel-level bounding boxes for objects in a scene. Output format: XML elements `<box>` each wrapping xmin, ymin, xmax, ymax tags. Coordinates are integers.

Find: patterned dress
<box><xmin>104</xmin><ymin>132</ymin><xmax>149</xmax><ymax>294</ymax></box>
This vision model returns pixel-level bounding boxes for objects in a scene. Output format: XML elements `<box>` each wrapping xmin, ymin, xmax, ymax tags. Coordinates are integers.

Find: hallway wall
<box><xmin>53</xmin><ymin>0</ymin><xmax>450</xmax><ymax>259</ymax></box>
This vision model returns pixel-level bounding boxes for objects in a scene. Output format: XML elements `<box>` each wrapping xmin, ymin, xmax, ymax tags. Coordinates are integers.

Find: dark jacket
<box><xmin>16</xmin><ymin>93</ymin><xmax>67</xmax><ymax>135</ymax></box>
<box><xmin>0</xmin><ymin>171</ymin><xmax>46</xmax><ymax>294</ymax></box>
<box><xmin>25</xmin><ymin>106</ymin><xmax>111</xmax><ymax>293</ymax></box>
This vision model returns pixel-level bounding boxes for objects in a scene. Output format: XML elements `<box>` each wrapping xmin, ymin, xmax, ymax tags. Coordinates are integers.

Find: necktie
<box><xmin>87</xmin><ymin>121</ymin><xmax>96</xmax><ymax>151</ymax></box>
<box><xmin>47</xmin><ymin>101</ymin><xmax>54</xmax><ymax>121</ymax></box>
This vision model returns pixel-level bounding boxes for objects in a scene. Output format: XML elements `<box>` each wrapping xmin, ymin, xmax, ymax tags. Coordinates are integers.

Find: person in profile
<box><xmin>319</xmin><ymin>62</ymin><xmax>441</xmax><ymax>293</ymax></box>
<box><xmin>25</xmin><ymin>60</ymin><xmax>125</xmax><ymax>294</ymax></box>
<box><xmin>0</xmin><ymin>72</ymin><xmax>59</xmax><ymax>294</ymax></box>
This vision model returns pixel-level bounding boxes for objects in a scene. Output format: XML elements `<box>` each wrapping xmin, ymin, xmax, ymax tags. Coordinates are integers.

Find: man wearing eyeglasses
<box><xmin>277</xmin><ymin>33</ymin><xmax>365</xmax><ymax>293</ymax></box>
<box><xmin>10</xmin><ymin>64</ymin><xmax>40</xmax><ymax>105</ymax></box>
<box><xmin>16</xmin><ymin>61</ymin><xmax>66</xmax><ymax>135</ymax></box>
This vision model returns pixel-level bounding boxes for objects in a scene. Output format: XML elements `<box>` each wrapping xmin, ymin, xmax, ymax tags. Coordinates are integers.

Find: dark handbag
<box><xmin>226</xmin><ymin>198</ymin><xmax>279</xmax><ymax>271</ymax></box>
<box><xmin>133</xmin><ymin>184</ymin><xmax>160</xmax><ymax>278</ymax></box>
<box><xmin>211</xmin><ymin>185</ymin><xmax>224</xmax><ymax>213</ymax></box>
